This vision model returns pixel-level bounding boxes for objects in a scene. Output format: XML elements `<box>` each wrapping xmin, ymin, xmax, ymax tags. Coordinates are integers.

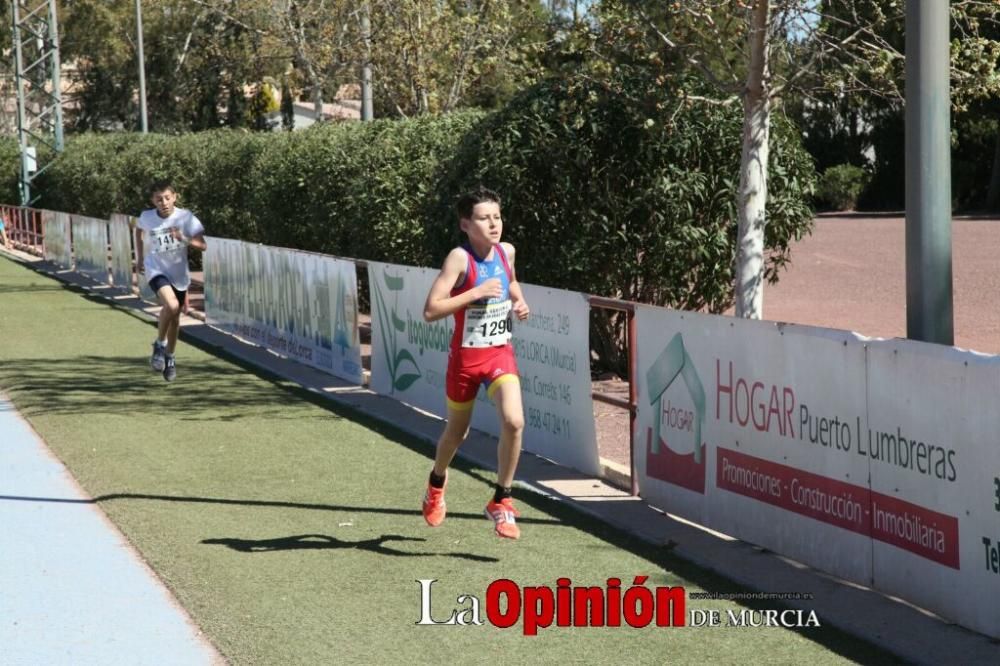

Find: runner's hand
<box><xmin>512</xmin><ymin>299</ymin><xmax>530</xmax><ymax>321</ymax></box>
<box><xmin>475</xmin><ymin>278</ymin><xmax>503</xmax><ymax>300</ymax></box>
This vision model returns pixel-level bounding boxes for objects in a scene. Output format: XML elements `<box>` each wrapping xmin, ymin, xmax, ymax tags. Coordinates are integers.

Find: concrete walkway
<box><xmin>3</xmin><ymin>247</ymin><xmax>1000</xmax><ymax>665</ymax></box>
<box><xmin>0</xmin><ymin>394</ymin><xmax>222</xmax><ymax>665</ymax></box>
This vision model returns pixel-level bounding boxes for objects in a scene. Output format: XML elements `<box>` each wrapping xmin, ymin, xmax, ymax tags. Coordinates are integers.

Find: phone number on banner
<box><xmin>527</xmin><ymin>407</ymin><xmax>571</xmax><ymax>439</ymax></box>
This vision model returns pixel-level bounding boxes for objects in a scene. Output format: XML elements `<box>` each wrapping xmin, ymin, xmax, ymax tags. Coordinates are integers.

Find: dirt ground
<box><xmin>185</xmin><ymin>213</ymin><xmax>999</xmax><ymax>476</ymax></box>
<box><xmin>762</xmin><ymin>213</ymin><xmax>1000</xmax><ymax>354</ymax></box>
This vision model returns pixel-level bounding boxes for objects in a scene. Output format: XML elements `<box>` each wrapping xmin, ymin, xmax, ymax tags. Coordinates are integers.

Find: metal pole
<box><xmin>47</xmin><ymin>0</ymin><xmax>64</xmax><ymax>150</ymax></box>
<box><xmin>135</xmin><ymin>0</ymin><xmax>148</xmax><ymax>133</ymax></box>
<box><xmin>11</xmin><ymin>0</ymin><xmax>29</xmax><ymax>205</ymax></box>
<box><xmin>361</xmin><ymin>2</ymin><xmax>373</xmax><ymax>121</ymax></box>
<box><xmin>627</xmin><ymin>309</ymin><xmax>639</xmax><ymax>497</ymax></box>
<box><xmin>905</xmin><ymin>0</ymin><xmax>952</xmax><ymax>345</ymax></box>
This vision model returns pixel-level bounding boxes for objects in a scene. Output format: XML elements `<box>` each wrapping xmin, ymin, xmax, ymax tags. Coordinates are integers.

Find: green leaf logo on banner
<box><xmin>391</xmin><ymin>310</ymin><xmax>407</xmax><ymax>333</ymax></box>
<box><xmin>383</xmin><ymin>272</ymin><xmax>404</xmax><ymax>291</ymax></box>
<box><xmin>373</xmin><ymin>266</ymin><xmax>421</xmax><ymax>394</ymax></box>
<box><xmin>393</xmin><ymin>349</ymin><xmax>422</xmax><ymax>391</ymax></box>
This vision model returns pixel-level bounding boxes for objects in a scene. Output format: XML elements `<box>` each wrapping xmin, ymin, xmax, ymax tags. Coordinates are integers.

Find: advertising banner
<box><xmin>109</xmin><ymin>214</ymin><xmax>134</xmax><ymax>293</ymax></box>
<box><xmin>867</xmin><ymin>340</ymin><xmax>1000</xmax><ymax>638</ymax></box>
<box><xmin>71</xmin><ymin>215</ymin><xmax>109</xmax><ymax>286</ymax></box>
<box><xmin>634</xmin><ymin>308</ymin><xmax>873</xmax><ymax>582</ymax></box>
<box><xmin>204</xmin><ymin>237</ymin><xmax>363</xmax><ymax>384</ymax></box>
<box><xmin>43</xmin><ymin>210</ymin><xmax>72</xmax><ymax>269</ymax></box>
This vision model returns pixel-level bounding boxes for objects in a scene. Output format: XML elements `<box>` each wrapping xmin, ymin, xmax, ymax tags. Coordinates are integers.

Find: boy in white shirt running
<box><xmin>135</xmin><ymin>180</ymin><xmax>207</xmax><ymax>382</ymax></box>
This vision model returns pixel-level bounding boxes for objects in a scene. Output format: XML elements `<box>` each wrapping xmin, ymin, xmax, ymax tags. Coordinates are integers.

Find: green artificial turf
<box><xmin>0</xmin><ymin>255</ymin><xmax>899</xmax><ymax>665</ymax></box>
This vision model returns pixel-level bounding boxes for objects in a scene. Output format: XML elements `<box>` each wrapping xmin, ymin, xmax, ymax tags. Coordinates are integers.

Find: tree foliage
<box><xmin>366</xmin><ymin>0</ymin><xmax>549</xmax><ymax>117</ymax></box>
<box><xmin>34</xmin><ymin>0</ymin><xmax>558</xmax><ymax>131</ymax></box>
<box><xmin>787</xmin><ymin>1</ymin><xmax>1000</xmax><ymax>210</ymax></box>
<box><xmin>426</xmin><ymin>66</ymin><xmax>815</xmax><ymax>371</ymax></box>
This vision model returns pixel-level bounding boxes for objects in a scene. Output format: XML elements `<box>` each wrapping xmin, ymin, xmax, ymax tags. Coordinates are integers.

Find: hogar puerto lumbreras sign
<box><xmin>367</xmin><ymin>260</ymin><xmax>599</xmax><ymax>477</ymax></box>
<box><xmin>635</xmin><ymin>305</ymin><xmax>1000</xmax><ymax>639</ymax></box>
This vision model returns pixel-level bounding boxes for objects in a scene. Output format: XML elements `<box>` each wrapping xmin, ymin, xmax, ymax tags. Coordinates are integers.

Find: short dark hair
<box><xmin>148</xmin><ymin>179</ymin><xmax>176</xmax><ymax>198</ymax></box>
<box><xmin>455</xmin><ymin>186</ymin><xmax>501</xmax><ymax>220</ymax></box>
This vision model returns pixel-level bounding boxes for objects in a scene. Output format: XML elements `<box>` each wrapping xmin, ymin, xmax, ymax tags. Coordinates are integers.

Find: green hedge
<box><xmin>244</xmin><ymin>113</ymin><xmax>479</xmax><ymax>266</ymax></box>
<box><xmin>27</xmin><ymin>116</ymin><xmax>480</xmax><ymax>266</ymax></box>
<box><xmin>818</xmin><ymin>163</ymin><xmax>870</xmax><ymax>211</ymax></box>
<box><xmin>6</xmin><ymin>71</ymin><xmax>816</xmax><ymax>373</ymax></box>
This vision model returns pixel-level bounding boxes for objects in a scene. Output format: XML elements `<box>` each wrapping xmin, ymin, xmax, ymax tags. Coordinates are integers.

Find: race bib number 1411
<box><xmin>149</xmin><ymin>227</ymin><xmax>183</xmax><ymax>255</ymax></box>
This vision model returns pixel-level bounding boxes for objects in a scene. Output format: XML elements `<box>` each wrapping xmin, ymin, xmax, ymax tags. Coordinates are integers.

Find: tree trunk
<box><xmin>416</xmin><ymin>10</ymin><xmax>429</xmax><ymax>114</ymax></box>
<box><xmin>311</xmin><ymin>73</ymin><xmax>324</xmax><ymax>123</ymax></box>
<box><xmin>734</xmin><ymin>1</ymin><xmax>772</xmax><ymax>319</ymax></box>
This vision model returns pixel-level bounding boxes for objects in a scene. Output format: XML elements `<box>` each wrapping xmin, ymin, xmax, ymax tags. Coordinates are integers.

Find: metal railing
<box><xmin>587</xmin><ymin>296</ymin><xmax>638</xmax><ymax>496</ymax></box>
<box><xmin>1</xmin><ymin>205</ymin><xmax>44</xmax><ymax>255</ymax></box>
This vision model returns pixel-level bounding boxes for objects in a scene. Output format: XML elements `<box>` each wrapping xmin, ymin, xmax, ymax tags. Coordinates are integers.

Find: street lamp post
<box><xmin>904</xmin><ymin>0</ymin><xmax>952</xmax><ymax>344</ymax></box>
<box><xmin>135</xmin><ymin>0</ymin><xmax>148</xmax><ymax>132</ymax></box>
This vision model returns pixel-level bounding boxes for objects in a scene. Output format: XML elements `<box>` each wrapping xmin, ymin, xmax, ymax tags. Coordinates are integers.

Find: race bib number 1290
<box><xmin>462</xmin><ymin>300</ymin><xmax>513</xmax><ymax>347</ymax></box>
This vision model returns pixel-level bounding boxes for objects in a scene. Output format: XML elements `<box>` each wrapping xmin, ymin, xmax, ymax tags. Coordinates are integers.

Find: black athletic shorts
<box><xmin>148</xmin><ymin>274</ymin><xmax>188</xmax><ymax>307</ymax></box>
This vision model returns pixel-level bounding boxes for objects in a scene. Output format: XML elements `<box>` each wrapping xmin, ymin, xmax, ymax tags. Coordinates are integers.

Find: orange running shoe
<box><xmin>422</xmin><ymin>483</ymin><xmax>446</xmax><ymax>527</ymax></box>
<box><xmin>484</xmin><ymin>497</ymin><xmax>521</xmax><ymax>539</ymax></box>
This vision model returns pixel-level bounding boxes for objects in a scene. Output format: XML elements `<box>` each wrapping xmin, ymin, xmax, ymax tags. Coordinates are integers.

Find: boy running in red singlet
<box><xmin>421</xmin><ymin>187</ymin><xmax>530</xmax><ymax>539</ymax></box>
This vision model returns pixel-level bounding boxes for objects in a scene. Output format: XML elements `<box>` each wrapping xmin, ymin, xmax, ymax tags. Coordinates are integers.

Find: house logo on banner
<box><xmin>645</xmin><ymin>333</ymin><xmax>707</xmax><ymax>494</ymax></box>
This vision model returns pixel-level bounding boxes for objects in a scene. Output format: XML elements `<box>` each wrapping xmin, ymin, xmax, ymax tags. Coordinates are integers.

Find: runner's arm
<box><xmin>169</xmin><ymin>226</ymin><xmax>207</xmax><ymax>251</ymax></box>
<box><xmin>186</xmin><ymin>233</ymin><xmax>207</xmax><ymax>252</ymax></box>
<box><xmin>502</xmin><ymin>243</ymin><xmax>530</xmax><ymax>321</ymax></box>
<box><xmin>423</xmin><ymin>248</ymin><xmax>498</xmax><ymax>322</ymax></box>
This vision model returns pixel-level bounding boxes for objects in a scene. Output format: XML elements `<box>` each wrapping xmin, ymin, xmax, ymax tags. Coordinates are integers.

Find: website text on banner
<box><xmin>368</xmin><ymin>260</ymin><xmax>599</xmax><ymax>477</ymax></box>
<box><xmin>203</xmin><ymin>236</ymin><xmax>363</xmax><ymax>385</ymax></box>
<box><xmin>634</xmin><ymin>305</ymin><xmax>1000</xmax><ymax>639</ymax></box>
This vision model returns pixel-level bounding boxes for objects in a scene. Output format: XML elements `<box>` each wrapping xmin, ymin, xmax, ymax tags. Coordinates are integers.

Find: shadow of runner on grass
<box><xmin>202</xmin><ymin>534</ymin><xmax>499</xmax><ymax>562</ymax></box>
<box><xmin>0</xmin><ymin>492</ymin><xmax>562</xmax><ymax>526</ymax></box>
<box><xmin>0</xmin><ymin>356</ymin><xmax>347</xmax><ymax>422</ymax></box>
<box><xmin>0</xmin><ymin>263</ymin><xmax>131</xmax><ymax>298</ymax></box>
